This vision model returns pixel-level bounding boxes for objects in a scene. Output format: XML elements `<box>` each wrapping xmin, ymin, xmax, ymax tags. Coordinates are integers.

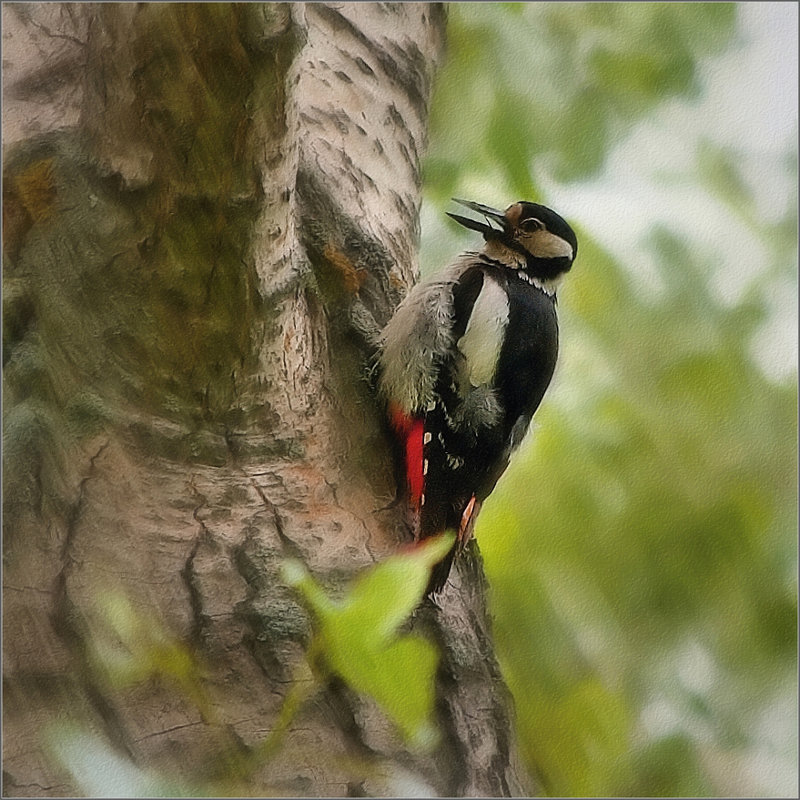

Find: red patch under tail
<box><xmin>388</xmin><ymin>403</ymin><xmax>425</xmax><ymax>510</ymax></box>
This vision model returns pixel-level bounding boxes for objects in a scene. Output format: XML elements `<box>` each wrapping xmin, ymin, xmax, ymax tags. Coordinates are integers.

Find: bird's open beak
<box><xmin>446</xmin><ymin>198</ymin><xmax>507</xmax><ymax>238</ymax></box>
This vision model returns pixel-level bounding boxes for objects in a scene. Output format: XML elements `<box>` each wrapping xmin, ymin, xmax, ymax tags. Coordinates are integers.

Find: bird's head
<box><xmin>448</xmin><ymin>199</ymin><xmax>578</xmax><ymax>286</ymax></box>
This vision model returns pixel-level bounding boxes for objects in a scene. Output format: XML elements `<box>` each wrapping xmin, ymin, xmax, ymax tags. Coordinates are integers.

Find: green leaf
<box><xmin>282</xmin><ymin>533</ymin><xmax>455</xmax><ymax>748</ymax></box>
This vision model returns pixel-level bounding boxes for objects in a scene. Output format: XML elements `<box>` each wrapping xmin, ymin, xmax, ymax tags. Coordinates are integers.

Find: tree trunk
<box><xmin>3</xmin><ymin>3</ymin><xmax>526</xmax><ymax>796</ymax></box>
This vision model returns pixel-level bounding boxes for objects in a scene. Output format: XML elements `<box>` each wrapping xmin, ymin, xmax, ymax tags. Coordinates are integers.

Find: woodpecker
<box><xmin>377</xmin><ymin>199</ymin><xmax>578</xmax><ymax>593</ymax></box>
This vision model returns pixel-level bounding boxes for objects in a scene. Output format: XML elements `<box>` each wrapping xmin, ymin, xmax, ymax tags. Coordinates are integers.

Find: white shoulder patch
<box><xmin>457</xmin><ymin>275</ymin><xmax>509</xmax><ymax>387</ymax></box>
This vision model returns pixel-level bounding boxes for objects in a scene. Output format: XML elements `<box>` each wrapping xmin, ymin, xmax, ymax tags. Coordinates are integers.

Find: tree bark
<box><xmin>3</xmin><ymin>3</ymin><xmax>526</xmax><ymax>796</ymax></box>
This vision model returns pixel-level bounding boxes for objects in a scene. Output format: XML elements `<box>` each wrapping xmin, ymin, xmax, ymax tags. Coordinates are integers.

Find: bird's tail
<box><xmin>424</xmin><ymin>494</ymin><xmax>482</xmax><ymax>596</ymax></box>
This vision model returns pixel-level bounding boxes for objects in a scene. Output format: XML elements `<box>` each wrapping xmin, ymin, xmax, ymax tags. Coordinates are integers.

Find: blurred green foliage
<box><xmin>48</xmin><ymin>724</ymin><xmax>191</xmax><ymax>798</ymax></box>
<box><xmin>88</xmin><ymin>593</ymin><xmax>208</xmax><ymax>703</ymax></box>
<box><xmin>423</xmin><ymin>2</ymin><xmax>797</xmax><ymax>797</ymax></box>
<box><xmin>426</xmin><ymin>2</ymin><xmax>736</xmax><ymax>199</ymax></box>
<box><xmin>45</xmin><ymin>592</ymin><xmax>206</xmax><ymax>797</ymax></box>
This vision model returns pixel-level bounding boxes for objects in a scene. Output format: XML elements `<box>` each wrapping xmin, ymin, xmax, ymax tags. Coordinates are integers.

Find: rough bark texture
<box><xmin>3</xmin><ymin>3</ymin><xmax>527</xmax><ymax>797</ymax></box>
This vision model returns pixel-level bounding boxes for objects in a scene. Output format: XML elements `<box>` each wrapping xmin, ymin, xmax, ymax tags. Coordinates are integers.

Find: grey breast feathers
<box><xmin>377</xmin><ymin>256</ymin><xmax>478</xmax><ymax>415</ymax></box>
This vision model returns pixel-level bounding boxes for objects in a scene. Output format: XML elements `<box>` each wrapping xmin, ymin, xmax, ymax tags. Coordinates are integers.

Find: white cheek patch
<box><xmin>457</xmin><ymin>276</ymin><xmax>509</xmax><ymax>387</ymax></box>
<box><xmin>528</xmin><ymin>230</ymin><xmax>573</xmax><ymax>260</ymax></box>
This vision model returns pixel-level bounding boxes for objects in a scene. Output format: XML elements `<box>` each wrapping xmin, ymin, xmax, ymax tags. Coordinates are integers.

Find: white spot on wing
<box><xmin>457</xmin><ymin>276</ymin><xmax>509</xmax><ymax>387</ymax></box>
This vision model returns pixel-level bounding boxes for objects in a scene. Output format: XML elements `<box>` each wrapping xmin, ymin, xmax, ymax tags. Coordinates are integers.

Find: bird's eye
<box><xmin>519</xmin><ymin>218</ymin><xmax>544</xmax><ymax>233</ymax></box>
